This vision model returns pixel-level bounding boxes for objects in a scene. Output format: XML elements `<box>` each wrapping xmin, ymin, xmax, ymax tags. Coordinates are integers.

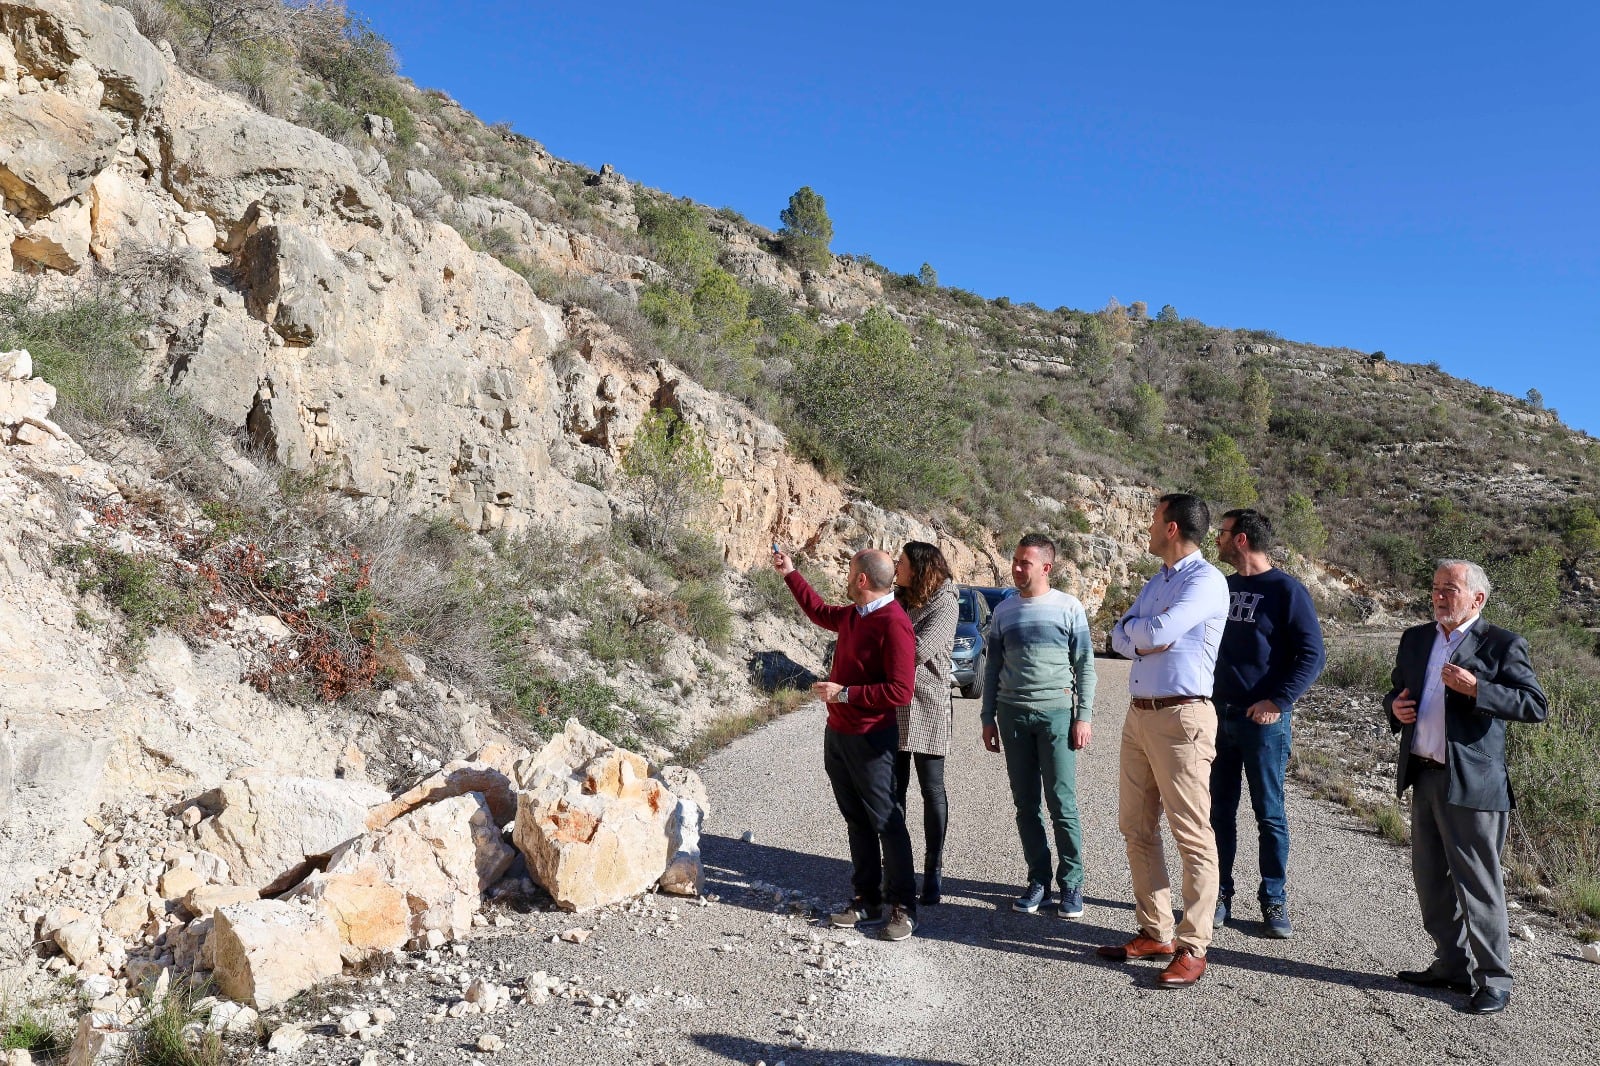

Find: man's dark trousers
<box><xmin>823</xmin><ymin>725</ymin><xmax>917</xmax><ymax>908</ymax></box>
<box><xmin>1210</xmin><ymin>702</ymin><xmax>1292</xmax><ymax>905</ymax></box>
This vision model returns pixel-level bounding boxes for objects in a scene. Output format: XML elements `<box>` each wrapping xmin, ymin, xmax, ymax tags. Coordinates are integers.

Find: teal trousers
<box><xmin>997</xmin><ymin>702</ymin><xmax>1085</xmax><ymax>890</ymax></box>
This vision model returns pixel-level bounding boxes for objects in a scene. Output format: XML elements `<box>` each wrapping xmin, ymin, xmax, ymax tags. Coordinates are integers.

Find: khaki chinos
<box><xmin>1119</xmin><ymin>695</ymin><xmax>1221</xmax><ymax>954</ymax></box>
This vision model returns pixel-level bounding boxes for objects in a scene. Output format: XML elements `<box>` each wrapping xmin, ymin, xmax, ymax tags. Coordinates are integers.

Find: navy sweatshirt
<box><xmin>1211</xmin><ymin>568</ymin><xmax>1326</xmax><ymax>712</ymax></box>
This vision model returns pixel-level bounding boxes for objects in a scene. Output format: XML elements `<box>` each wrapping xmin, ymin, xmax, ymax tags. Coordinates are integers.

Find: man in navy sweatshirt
<box><xmin>774</xmin><ymin>546</ymin><xmax>919</xmax><ymax>942</ymax></box>
<box><xmin>1210</xmin><ymin>508</ymin><xmax>1325</xmax><ymax>938</ymax></box>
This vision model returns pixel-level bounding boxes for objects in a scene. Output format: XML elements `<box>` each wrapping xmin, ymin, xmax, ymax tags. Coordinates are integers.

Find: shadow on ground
<box><xmin>702</xmin><ymin>833</ymin><xmax>1449</xmax><ymax>999</ymax></box>
<box><xmin>690</xmin><ymin>1032</ymin><xmax>966</xmax><ymax>1066</ymax></box>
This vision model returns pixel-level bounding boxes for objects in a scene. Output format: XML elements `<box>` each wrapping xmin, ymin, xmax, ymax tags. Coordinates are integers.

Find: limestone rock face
<box><xmin>157</xmin><ymin>69</ymin><xmax>386</xmax><ymax>245</ymax></box>
<box><xmin>512</xmin><ymin>719</ymin><xmax>677</xmax><ymax>911</ymax></box>
<box><xmin>0</xmin><ymin>92</ymin><xmax>119</xmax><ymax>214</ymax></box>
<box><xmin>211</xmin><ymin>899</ymin><xmax>343</xmax><ymax>1009</ymax></box>
<box><xmin>320</xmin><ymin>793</ymin><xmax>514</xmax><ymax>942</ymax></box>
<box><xmin>0</xmin><ymin>0</ymin><xmax>167</xmax><ymax>117</ymax></box>
<box><xmin>193</xmin><ymin>774</ymin><xmax>389</xmax><ymax>893</ymax></box>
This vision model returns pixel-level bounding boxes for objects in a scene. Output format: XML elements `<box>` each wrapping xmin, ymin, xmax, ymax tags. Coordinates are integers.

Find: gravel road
<box><xmin>288</xmin><ymin>658</ymin><xmax>1595</xmax><ymax>1066</ymax></box>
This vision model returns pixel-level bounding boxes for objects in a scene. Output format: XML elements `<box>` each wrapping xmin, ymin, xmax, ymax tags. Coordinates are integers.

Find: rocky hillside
<box><xmin>0</xmin><ymin>0</ymin><xmax>1182</xmax><ymax>957</ymax></box>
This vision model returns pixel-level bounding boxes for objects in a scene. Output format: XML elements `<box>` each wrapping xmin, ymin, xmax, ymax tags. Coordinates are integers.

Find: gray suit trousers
<box><xmin>1411</xmin><ymin>765</ymin><xmax>1512</xmax><ymax>991</ymax></box>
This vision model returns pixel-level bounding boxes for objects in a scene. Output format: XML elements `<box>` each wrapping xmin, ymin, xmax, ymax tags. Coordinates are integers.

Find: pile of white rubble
<box><xmin>23</xmin><ymin>719</ymin><xmax>707</xmax><ymax>1056</ymax></box>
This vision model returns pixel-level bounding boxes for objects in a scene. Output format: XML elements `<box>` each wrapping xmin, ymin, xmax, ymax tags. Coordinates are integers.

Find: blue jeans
<box><xmin>1208</xmin><ymin>703</ymin><xmax>1291</xmax><ymax>905</ymax></box>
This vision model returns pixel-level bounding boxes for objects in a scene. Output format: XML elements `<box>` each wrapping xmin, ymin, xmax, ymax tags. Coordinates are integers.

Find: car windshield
<box><xmin>958</xmin><ymin>590</ymin><xmax>980</xmax><ymax>624</ymax></box>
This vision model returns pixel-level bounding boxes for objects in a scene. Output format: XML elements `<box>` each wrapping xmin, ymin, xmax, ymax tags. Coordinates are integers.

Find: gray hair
<box><xmin>853</xmin><ymin>548</ymin><xmax>896</xmax><ymax>592</ymax></box>
<box><xmin>1435</xmin><ymin>559</ymin><xmax>1492</xmax><ymax>599</ymax></box>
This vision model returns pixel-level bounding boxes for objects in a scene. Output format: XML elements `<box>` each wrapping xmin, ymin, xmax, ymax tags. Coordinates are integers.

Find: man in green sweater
<box><xmin>981</xmin><ymin>533</ymin><xmax>1098</xmax><ymax>918</ymax></box>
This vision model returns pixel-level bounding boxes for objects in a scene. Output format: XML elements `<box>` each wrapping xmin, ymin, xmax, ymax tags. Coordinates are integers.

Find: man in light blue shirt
<box><xmin>1097</xmin><ymin>493</ymin><xmax>1229</xmax><ymax>988</ymax></box>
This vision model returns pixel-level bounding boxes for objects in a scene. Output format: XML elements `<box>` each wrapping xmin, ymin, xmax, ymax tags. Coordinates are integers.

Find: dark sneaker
<box><xmin>1214</xmin><ymin>895</ymin><xmax>1232</xmax><ymax>928</ymax></box>
<box><xmin>1012</xmin><ymin>882</ymin><xmax>1049</xmax><ymax>914</ymax></box>
<box><xmin>880</xmin><ymin>905</ymin><xmax>916</xmax><ymax>942</ymax></box>
<box><xmin>829</xmin><ymin>898</ymin><xmax>883</xmax><ymax>929</ymax></box>
<box><xmin>1263</xmin><ymin>901</ymin><xmax>1293</xmax><ymax>939</ymax></box>
<box><xmin>1056</xmin><ymin>884</ymin><xmax>1085</xmax><ymax>919</ymax></box>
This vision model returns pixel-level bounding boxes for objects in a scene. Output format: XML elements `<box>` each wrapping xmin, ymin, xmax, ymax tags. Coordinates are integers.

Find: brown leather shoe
<box><xmin>1156</xmin><ymin>948</ymin><xmax>1207</xmax><ymax>987</ymax></box>
<box><xmin>1096</xmin><ymin>933</ymin><xmax>1176</xmax><ymax>961</ymax></box>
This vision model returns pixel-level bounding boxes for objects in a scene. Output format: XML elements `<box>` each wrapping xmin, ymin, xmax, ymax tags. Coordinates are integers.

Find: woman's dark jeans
<box><xmin>1209</xmin><ymin>703</ymin><xmax>1292</xmax><ymax>905</ymax></box>
<box><xmin>894</xmin><ymin>751</ymin><xmax>948</xmax><ymax>878</ymax></box>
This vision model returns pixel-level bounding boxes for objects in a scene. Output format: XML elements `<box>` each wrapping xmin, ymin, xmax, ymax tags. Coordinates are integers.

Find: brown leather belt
<box><xmin>1130</xmin><ymin>696</ymin><xmax>1208</xmax><ymax>710</ymax></box>
<box><xmin>1414</xmin><ymin>755</ymin><xmax>1448</xmax><ymax>770</ymax></box>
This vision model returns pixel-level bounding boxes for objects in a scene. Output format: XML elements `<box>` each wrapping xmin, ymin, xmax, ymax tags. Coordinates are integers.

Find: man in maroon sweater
<box><xmin>773</xmin><ymin>546</ymin><xmax>919</xmax><ymax>941</ymax></box>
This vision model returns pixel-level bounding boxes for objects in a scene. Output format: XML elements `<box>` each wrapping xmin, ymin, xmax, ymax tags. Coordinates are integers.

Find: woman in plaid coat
<box><xmin>893</xmin><ymin>541</ymin><xmax>960</xmax><ymax>905</ymax></box>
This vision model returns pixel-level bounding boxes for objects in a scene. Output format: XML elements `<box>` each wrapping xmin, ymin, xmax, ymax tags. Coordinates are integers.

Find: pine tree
<box><xmin>778</xmin><ymin>186</ymin><xmax>833</xmax><ymax>272</ymax></box>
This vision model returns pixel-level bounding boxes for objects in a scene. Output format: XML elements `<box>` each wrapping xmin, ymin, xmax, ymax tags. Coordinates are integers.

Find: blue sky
<box><xmin>354</xmin><ymin>1</ymin><xmax>1599</xmax><ymax>437</ymax></box>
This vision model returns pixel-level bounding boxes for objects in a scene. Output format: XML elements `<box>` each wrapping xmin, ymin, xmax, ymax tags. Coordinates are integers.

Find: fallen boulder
<box><xmin>211</xmin><ymin>899</ymin><xmax>343</xmax><ymax>1009</ymax></box>
<box><xmin>512</xmin><ymin>719</ymin><xmax>677</xmax><ymax>911</ymax></box>
<box><xmin>320</xmin><ymin>792</ymin><xmax>514</xmax><ymax>943</ymax></box>
<box><xmin>194</xmin><ymin>773</ymin><xmax>388</xmax><ymax>893</ymax></box>
<box><xmin>659</xmin><ymin>798</ymin><xmax>705</xmax><ymax>897</ymax></box>
<box><xmin>365</xmin><ymin>743</ymin><xmax>525</xmax><ymax>830</ymax></box>
<box><xmin>285</xmin><ymin>869</ymin><xmax>411</xmax><ymax>962</ymax></box>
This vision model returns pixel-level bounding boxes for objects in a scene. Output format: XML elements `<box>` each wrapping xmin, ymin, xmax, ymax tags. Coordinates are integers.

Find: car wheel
<box><xmin>958</xmin><ymin>659</ymin><xmax>984</xmax><ymax>701</ymax></box>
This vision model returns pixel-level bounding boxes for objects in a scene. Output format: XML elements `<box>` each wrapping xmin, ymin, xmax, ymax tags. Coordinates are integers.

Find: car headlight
<box><xmin>953</xmin><ymin>636</ymin><xmax>976</xmax><ymax>653</ymax></box>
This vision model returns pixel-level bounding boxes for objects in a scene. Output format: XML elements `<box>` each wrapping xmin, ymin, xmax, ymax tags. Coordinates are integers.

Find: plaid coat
<box><xmin>897</xmin><ymin>579</ymin><xmax>959</xmax><ymax>755</ymax></box>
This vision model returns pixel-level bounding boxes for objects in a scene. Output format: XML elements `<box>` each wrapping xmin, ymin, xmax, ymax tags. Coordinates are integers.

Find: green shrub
<box><xmin>1193</xmin><ymin>433</ymin><xmax>1258</xmax><ymax>508</ymax></box>
<box><xmin>0</xmin><ymin>282</ymin><xmax>145</xmax><ymax>424</ymax></box>
<box><xmin>299</xmin><ymin>16</ymin><xmax>416</xmax><ymax>147</ymax></box>
<box><xmin>744</xmin><ymin>565</ymin><xmax>792</xmax><ymax>616</ymax></box>
<box><xmin>1367</xmin><ymin>803</ymin><xmax>1409</xmax><ymax>845</ymax></box>
<box><xmin>620</xmin><ymin>409</ymin><xmax>722</xmax><ymax>552</ymax></box>
<box><xmin>636</xmin><ymin>198</ymin><xmax>719</xmax><ymax>279</ymax></box>
<box><xmin>1</xmin><ymin>1000</ymin><xmax>69</xmax><ymax>1057</ymax></box>
<box><xmin>127</xmin><ymin>984</ymin><xmax>224</xmax><ymax>1066</ymax></box>
<box><xmin>62</xmin><ymin>543</ymin><xmax>202</xmax><ymax>664</ymax></box>
<box><xmin>676</xmin><ymin>578</ymin><xmax>733</xmax><ymax>648</ymax></box>
<box><xmin>788</xmin><ymin>306</ymin><xmax>967</xmax><ymax>509</ymax></box>
<box><xmin>1320</xmin><ymin>644</ymin><xmax>1392</xmax><ymax>692</ymax></box>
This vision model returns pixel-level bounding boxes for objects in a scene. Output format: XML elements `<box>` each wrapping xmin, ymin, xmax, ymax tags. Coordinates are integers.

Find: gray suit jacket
<box><xmin>1382</xmin><ymin>619</ymin><xmax>1547</xmax><ymax>811</ymax></box>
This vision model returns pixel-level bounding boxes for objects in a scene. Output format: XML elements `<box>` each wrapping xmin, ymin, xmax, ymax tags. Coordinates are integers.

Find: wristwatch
<box><xmin>840</xmin><ymin>687</ymin><xmax>849</xmax><ymax>703</ymax></box>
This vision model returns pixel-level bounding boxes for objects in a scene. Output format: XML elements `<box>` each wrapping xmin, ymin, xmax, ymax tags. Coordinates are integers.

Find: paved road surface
<box><xmin>691</xmin><ymin>657</ymin><xmax>1593</xmax><ymax>1065</ymax></box>
<box><xmin>360</xmin><ymin>659</ymin><xmax>1594</xmax><ymax>1066</ymax></box>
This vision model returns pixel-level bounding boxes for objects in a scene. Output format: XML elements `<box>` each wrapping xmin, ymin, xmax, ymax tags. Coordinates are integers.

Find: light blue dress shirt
<box><xmin>1411</xmin><ymin>616</ymin><xmax>1478</xmax><ymax>763</ymax></box>
<box><xmin>1112</xmin><ymin>549</ymin><xmax>1230</xmax><ymax>699</ymax></box>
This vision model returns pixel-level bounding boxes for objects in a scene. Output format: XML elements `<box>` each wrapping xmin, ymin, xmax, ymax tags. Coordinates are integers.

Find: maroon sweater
<box><xmin>785</xmin><ymin>570</ymin><xmax>916</xmax><ymax>734</ymax></box>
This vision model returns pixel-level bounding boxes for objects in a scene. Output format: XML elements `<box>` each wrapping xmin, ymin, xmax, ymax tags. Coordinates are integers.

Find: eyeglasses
<box><xmin>1216</xmin><ymin>527</ymin><xmax>1237</xmax><ymax>538</ymax></box>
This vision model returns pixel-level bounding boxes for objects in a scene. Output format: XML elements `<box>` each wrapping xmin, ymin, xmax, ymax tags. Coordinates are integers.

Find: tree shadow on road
<box><xmin>702</xmin><ymin>833</ymin><xmax>1444</xmax><ymax>997</ymax></box>
<box><xmin>689</xmin><ymin>1032</ymin><xmax>966</xmax><ymax>1065</ymax></box>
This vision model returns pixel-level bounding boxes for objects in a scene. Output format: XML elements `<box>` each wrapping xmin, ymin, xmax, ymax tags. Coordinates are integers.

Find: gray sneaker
<box><xmin>828</xmin><ymin>898</ymin><xmax>883</xmax><ymax>929</ymax></box>
<box><xmin>880</xmin><ymin>905</ymin><xmax>916</xmax><ymax>942</ymax></box>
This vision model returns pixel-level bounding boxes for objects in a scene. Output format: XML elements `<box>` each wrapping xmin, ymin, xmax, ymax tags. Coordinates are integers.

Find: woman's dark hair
<box><xmin>896</xmin><ymin>540</ymin><xmax>953</xmax><ymax>611</ymax></box>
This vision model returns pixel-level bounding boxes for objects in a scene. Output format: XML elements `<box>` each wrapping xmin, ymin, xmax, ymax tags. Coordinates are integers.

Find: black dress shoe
<box><xmin>1464</xmin><ymin>987</ymin><xmax>1510</xmax><ymax>1015</ymax></box>
<box><xmin>1397</xmin><ymin>968</ymin><xmax>1472</xmax><ymax>994</ymax></box>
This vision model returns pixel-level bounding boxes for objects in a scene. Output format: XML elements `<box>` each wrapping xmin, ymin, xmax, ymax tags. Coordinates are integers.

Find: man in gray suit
<box><xmin>1383</xmin><ymin>559</ymin><xmax>1547</xmax><ymax>1015</ymax></box>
